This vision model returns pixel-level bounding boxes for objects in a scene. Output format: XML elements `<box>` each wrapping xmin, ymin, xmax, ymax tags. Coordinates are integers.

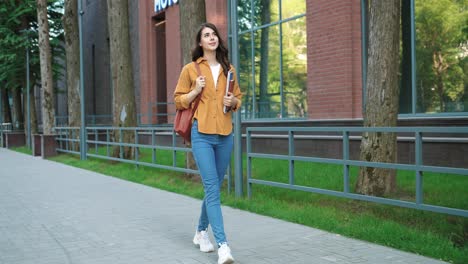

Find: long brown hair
<box><xmin>191</xmin><ymin>23</ymin><xmax>230</xmax><ymax>76</ymax></box>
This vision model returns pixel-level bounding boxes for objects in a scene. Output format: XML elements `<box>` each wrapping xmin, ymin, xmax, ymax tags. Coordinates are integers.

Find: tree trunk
<box><xmin>21</xmin><ymin>79</ymin><xmax>38</xmax><ymax>142</ymax></box>
<box><xmin>179</xmin><ymin>0</ymin><xmax>206</xmax><ymax>66</ymax></box>
<box><xmin>29</xmin><ymin>83</ymin><xmax>38</xmax><ymax>134</ymax></box>
<box><xmin>259</xmin><ymin>0</ymin><xmax>270</xmax><ymax>118</ymax></box>
<box><xmin>436</xmin><ymin>76</ymin><xmax>445</xmax><ymax>112</ymax></box>
<box><xmin>19</xmin><ymin>11</ymin><xmax>30</xmax><ymax>134</ymax></box>
<box><xmin>13</xmin><ymin>8</ymin><xmax>28</xmax><ymax>131</ymax></box>
<box><xmin>12</xmin><ymin>88</ymin><xmax>24</xmax><ymax>129</ymax></box>
<box><xmin>433</xmin><ymin>51</ymin><xmax>448</xmax><ymax>112</ymax></box>
<box><xmin>107</xmin><ymin>0</ymin><xmax>137</xmax><ymax>159</ymax></box>
<box><xmin>1</xmin><ymin>88</ymin><xmax>12</xmax><ymax>124</ymax></box>
<box><xmin>356</xmin><ymin>0</ymin><xmax>400</xmax><ymax>197</ymax></box>
<box><xmin>63</xmin><ymin>0</ymin><xmax>81</xmax><ymax>149</ymax></box>
<box><xmin>463</xmin><ymin>78</ymin><xmax>468</xmax><ymax>112</ymax></box>
<box><xmin>179</xmin><ymin>0</ymin><xmax>206</xmax><ymax>178</ymax></box>
<box><xmin>36</xmin><ymin>0</ymin><xmax>55</xmax><ymax>135</ymax></box>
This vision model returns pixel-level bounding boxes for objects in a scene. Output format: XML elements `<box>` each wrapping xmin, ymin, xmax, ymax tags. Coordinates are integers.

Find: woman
<box><xmin>174</xmin><ymin>23</ymin><xmax>242</xmax><ymax>264</ymax></box>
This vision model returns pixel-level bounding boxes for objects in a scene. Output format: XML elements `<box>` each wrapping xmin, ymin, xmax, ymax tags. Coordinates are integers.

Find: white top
<box><xmin>210</xmin><ymin>63</ymin><xmax>221</xmax><ymax>87</ymax></box>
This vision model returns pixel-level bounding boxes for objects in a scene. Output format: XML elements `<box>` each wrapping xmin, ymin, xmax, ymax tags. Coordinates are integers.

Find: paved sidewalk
<box><xmin>0</xmin><ymin>148</ymin><xmax>446</xmax><ymax>264</ymax></box>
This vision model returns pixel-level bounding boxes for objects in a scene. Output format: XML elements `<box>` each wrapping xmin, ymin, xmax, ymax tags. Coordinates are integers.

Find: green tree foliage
<box><xmin>0</xmin><ymin>0</ymin><xmax>64</xmax><ymax>110</ymax></box>
<box><xmin>237</xmin><ymin>0</ymin><xmax>307</xmax><ymax>119</ymax></box>
<box><xmin>415</xmin><ymin>0</ymin><xmax>467</xmax><ymax>112</ymax></box>
<box><xmin>0</xmin><ymin>1</ymin><xmax>36</xmax><ymax>90</ymax></box>
<box><xmin>237</xmin><ymin>0</ymin><xmax>264</xmax><ymax>118</ymax></box>
<box><xmin>281</xmin><ymin>0</ymin><xmax>307</xmax><ymax>118</ymax></box>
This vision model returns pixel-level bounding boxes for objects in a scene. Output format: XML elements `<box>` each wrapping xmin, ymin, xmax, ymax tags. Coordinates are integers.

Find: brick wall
<box><xmin>165</xmin><ymin>6</ymin><xmax>181</xmax><ymax>124</ymax></box>
<box><xmin>307</xmin><ymin>0</ymin><xmax>362</xmax><ymax>119</ymax></box>
<box><xmin>138</xmin><ymin>0</ymin><xmax>154</xmax><ymax>125</ymax></box>
<box><xmin>205</xmin><ymin>0</ymin><xmax>228</xmax><ymax>41</ymax></box>
<box><xmin>138</xmin><ymin>1</ymin><xmax>228</xmax><ymax>124</ymax></box>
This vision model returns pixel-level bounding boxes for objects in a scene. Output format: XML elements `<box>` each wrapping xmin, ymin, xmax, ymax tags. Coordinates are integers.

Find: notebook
<box><xmin>223</xmin><ymin>70</ymin><xmax>235</xmax><ymax>114</ymax></box>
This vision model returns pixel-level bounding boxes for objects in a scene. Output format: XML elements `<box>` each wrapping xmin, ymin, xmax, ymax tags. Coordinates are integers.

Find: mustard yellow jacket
<box><xmin>174</xmin><ymin>57</ymin><xmax>242</xmax><ymax>135</ymax></box>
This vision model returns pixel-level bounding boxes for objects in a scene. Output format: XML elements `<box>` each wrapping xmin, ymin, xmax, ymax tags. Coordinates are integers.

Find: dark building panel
<box><xmin>82</xmin><ymin>0</ymin><xmax>112</xmax><ymax>125</ymax></box>
<box><xmin>129</xmin><ymin>0</ymin><xmax>141</xmax><ymax>123</ymax></box>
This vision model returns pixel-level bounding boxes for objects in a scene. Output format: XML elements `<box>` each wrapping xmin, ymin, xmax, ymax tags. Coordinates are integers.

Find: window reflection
<box><xmin>255</xmin><ymin>26</ymin><xmax>281</xmax><ymax>118</ymax></box>
<box><xmin>414</xmin><ymin>0</ymin><xmax>467</xmax><ymax>113</ymax></box>
<box><xmin>253</xmin><ymin>0</ymin><xmax>279</xmax><ymax>26</ymax></box>
<box><xmin>239</xmin><ymin>32</ymin><xmax>254</xmax><ymax>119</ymax></box>
<box><xmin>282</xmin><ymin>17</ymin><xmax>307</xmax><ymax>118</ymax></box>
<box><xmin>281</xmin><ymin>0</ymin><xmax>306</xmax><ymax>20</ymax></box>
<box><xmin>238</xmin><ymin>0</ymin><xmax>307</xmax><ymax>119</ymax></box>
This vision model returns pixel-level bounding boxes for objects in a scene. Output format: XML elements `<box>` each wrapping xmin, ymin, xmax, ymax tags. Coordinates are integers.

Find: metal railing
<box><xmin>53</xmin><ymin>125</ymin><xmax>467</xmax><ymax>217</ymax></box>
<box><xmin>1</xmin><ymin>123</ymin><xmax>14</xmax><ymax>131</ymax></box>
<box><xmin>55</xmin><ymin>127</ymin><xmax>81</xmax><ymax>155</ymax></box>
<box><xmin>54</xmin><ymin>126</ymin><xmax>232</xmax><ymax>192</ymax></box>
<box><xmin>245</xmin><ymin>126</ymin><xmax>468</xmax><ymax>217</ymax></box>
<box><xmin>55</xmin><ymin>115</ymin><xmax>113</xmax><ymax>127</ymax></box>
<box><xmin>0</xmin><ymin>123</ymin><xmax>13</xmax><ymax>147</ymax></box>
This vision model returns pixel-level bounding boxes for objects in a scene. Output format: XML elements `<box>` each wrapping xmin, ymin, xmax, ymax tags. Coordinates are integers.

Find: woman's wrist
<box><xmin>190</xmin><ymin>89</ymin><xmax>201</xmax><ymax>102</ymax></box>
<box><xmin>232</xmin><ymin>97</ymin><xmax>238</xmax><ymax>107</ymax></box>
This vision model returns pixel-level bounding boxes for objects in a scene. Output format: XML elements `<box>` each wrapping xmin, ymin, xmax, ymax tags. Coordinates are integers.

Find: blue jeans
<box><xmin>191</xmin><ymin>120</ymin><xmax>233</xmax><ymax>246</ymax></box>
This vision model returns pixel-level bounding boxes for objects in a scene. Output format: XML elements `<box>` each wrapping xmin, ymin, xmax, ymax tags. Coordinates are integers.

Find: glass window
<box><xmin>237</xmin><ymin>0</ymin><xmax>307</xmax><ymax>120</ymax></box>
<box><xmin>282</xmin><ymin>17</ymin><xmax>307</xmax><ymax>118</ymax></box>
<box><xmin>255</xmin><ymin>26</ymin><xmax>281</xmax><ymax>118</ymax></box>
<box><xmin>364</xmin><ymin>0</ymin><xmax>467</xmax><ymax>115</ymax></box>
<box><xmin>239</xmin><ymin>32</ymin><xmax>254</xmax><ymax>119</ymax></box>
<box><xmin>253</xmin><ymin>0</ymin><xmax>280</xmax><ymax>26</ymax></box>
<box><xmin>414</xmin><ymin>0</ymin><xmax>467</xmax><ymax>113</ymax></box>
<box><xmin>237</xmin><ymin>0</ymin><xmax>253</xmax><ymax>33</ymax></box>
<box><xmin>398</xmin><ymin>0</ymin><xmax>413</xmax><ymax>114</ymax></box>
<box><xmin>281</xmin><ymin>0</ymin><xmax>306</xmax><ymax>20</ymax></box>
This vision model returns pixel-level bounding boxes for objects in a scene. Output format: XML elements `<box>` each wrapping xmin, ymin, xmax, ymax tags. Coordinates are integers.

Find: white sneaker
<box><xmin>217</xmin><ymin>243</ymin><xmax>234</xmax><ymax>264</ymax></box>
<box><xmin>193</xmin><ymin>229</ymin><xmax>215</xmax><ymax>253</ymax></box>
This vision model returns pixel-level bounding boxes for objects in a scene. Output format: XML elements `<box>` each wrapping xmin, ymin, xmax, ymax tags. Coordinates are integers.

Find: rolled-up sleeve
<box><xmin>174</xmin><ymin>66</ymin><xmax>193</xmax><ymax>110</ymax></box>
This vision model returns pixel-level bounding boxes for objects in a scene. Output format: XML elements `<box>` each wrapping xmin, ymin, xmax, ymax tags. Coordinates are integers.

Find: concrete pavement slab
<box><xmin>0</xmin><ymin>148</ymin><xmax>447</xmax><ymax>264</ymax></box>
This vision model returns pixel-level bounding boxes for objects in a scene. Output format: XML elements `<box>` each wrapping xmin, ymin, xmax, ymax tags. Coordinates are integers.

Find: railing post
<box><xmin>94</xmin><ymin>128</ymin><xmax>98</xmax><ymax>154</ymax></box>
<box><xmin>59</xmin><ymin>128</ymin><xmax>63</xmax><ymax>151</ymax></box>
<box><xmin>172</xmin><ymin>130</ymin><xmax>177</xmax><ymax>167</ymax></box>
<box><xmin>119</xmin><ymin>128</ymin><xmax>123</xmax><ymax>160</ymax></box>
<box><xmin>343</xmin><ymin>131</ymin><xmax>350</xmax><ymax>193</ymax></box>
<box><xmin>231</xmin><ymin>0</ymin><xmax>243</xmax><ymax>198</ymax></box>
<box><xmin>78</xmin><ymin>0</ymin><xmax>87</xmax><ymax>160</ymax></box>
<box><xmin>67</xmin><ymin>129</ymin><xmax>71</xmax><ymax>152</ymax></box>
<box><xmin>106</xmin><ymin>129</ymin><xmax>110</xmax><ymax>157</ymax></box>
<box><xmin>246</xmin><ymin>130</ymin><xmax>252</xmax><ymax>198</ymax></box>
<box><xmin>135</xmin><ymin>129</ymin><xmax>139</xmax><ymax>169</ymax></box>
<box><xmin>288</xmin><ymin>130</ymin><xmax>295</xmax><ymax>185</ymax></box>
<box><xmin>152</xmin><ymin>129</ymin><xmax>156</xmax><ymax>163</ymax></box>
<box><xmin>415</xmin><ymin>131</ymin><xmax>423</xmax><ymax>204</ymax></box>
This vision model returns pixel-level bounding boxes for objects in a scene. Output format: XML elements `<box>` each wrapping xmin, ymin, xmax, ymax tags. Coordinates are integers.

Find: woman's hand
<box><xmin>223</xmin><ymin>92</ymin><xmax>238</xmax><ymax>107</ymax></box>
<box><xmin>195</xmin><ymin>76</ymin><xmax>206</xmax><ymax>94</ymax></box>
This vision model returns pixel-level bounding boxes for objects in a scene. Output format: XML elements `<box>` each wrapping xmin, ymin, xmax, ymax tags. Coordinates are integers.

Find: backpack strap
<box><xmin>194</xmin><ymin>61</ymin><xmax>202</xmax><ymax>76</ymax></box>
<box><xmin>191</xmin><ymin>62</ymin><xmax>203</xmax><ymax>113</ymax></box>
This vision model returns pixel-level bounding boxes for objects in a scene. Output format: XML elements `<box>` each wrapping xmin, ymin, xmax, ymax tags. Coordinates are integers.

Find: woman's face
<box><xmin>199</xmin><ymin>27</ymin><xmax>219</xmax><ymax>52</ymax></box>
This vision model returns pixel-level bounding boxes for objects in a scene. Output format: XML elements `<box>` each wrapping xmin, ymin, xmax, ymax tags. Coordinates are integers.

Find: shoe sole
<box><xmin>219</xmin><ymin>258</ymin><xmax>234</xmax><ymax>264</ymax></box>
<box><xmin>193</xmin><ymin>240</ymin><xmax>214</xmax><ymax>253</ymax></box>
<box><xmin>200</xmin><ymin>246</ymin><xmax>215</xmax><ymax>253</ymax></box>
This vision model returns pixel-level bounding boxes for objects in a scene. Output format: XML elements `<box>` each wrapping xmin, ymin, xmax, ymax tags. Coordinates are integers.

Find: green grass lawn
<box><xmin>12</xmin><ymin>146</ymin><xmax>468</xmax><ymax>263</ymax></box>
<box><xmin>12</xmin><ymin>146</ymin><xmax>32</xmax><ymax>155</ymax></box>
